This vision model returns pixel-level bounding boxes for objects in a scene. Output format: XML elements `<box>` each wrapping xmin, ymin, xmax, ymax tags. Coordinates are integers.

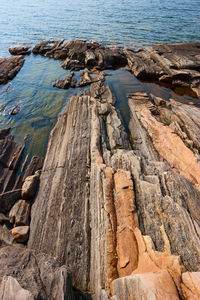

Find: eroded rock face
<box><xmin>0</xmin><ymin>56</ymin><xmax>24</xmax><ymax>85</ymax></box>
<box><xmin>125</xmin><ymin>42</ymin><xmax>200</xmax><ymax>97</ymax></box>
<box><xmin>0</xmin><ymin>276</ymin><xmax>34</xmax><ymax>300</ymax></box>
<box><xmin>0</xmin><ymin>245</ymin><xmax>73</xmax><ymax>300</ymax></box>
<box><xmin>28</xmin><ymin>71</ymin><xmax>200</xmax><ymax>299</ymax></box>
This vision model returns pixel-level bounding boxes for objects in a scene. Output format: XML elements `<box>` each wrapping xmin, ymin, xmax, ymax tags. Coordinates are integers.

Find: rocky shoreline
<box><xmin>0</xmin><ymin>40</ymin><xmax>200</xmax><ymax>299</ymax></box>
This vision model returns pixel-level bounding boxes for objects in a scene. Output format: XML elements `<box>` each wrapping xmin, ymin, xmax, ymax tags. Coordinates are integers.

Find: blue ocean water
<box><xmin>0</xmin><ymin>0</ymin><xmax>199</xmax><ymax>163</ymax></box>
<box><xmin>0</xmin><ymin>0</ymin><xmax>199</xmax><ymax>56</ymax></box>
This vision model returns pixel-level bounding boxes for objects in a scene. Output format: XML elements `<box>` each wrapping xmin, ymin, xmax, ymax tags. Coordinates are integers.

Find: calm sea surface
<box><xmin>0</xmin><ymin>0</ymin><xmax>199</xmax><ymax>166</ymax></box>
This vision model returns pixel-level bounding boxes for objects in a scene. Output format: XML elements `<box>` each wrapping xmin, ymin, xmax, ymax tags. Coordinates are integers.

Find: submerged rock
<box><xmin>0</xmin><ymin>56</ymin><xmax>24</xmax><ymax>85</ymax></box>
<box><xmin>10</xmin><ymin>106</ymin><xmax>20</xmax><ymax>115</ymax></box>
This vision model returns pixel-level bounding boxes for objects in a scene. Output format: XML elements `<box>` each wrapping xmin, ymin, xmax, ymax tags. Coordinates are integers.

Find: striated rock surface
<box><xmin>0</xmin><ymin>276</ymin><xmax>34</xmax><ymax>300</ymax></box>
<box><xmin>27</xmin><ymin>67</ymin><xmax>200</xmax><ymax>299</ymax></box>
<box><xmin>9</xmin><ymin>199</ymin><xmax>30</xmax><ymax>226</ymax></box>
<box><xmin>0</xmin><ymin>245</ymin><xmax>74</xmax><ymax>300</ymax></box>
<box><xmin>0</xmin><ymin>128</ymin><xmax>24</xmax><ymax>193</ymax></box>
<box><xmin>0</xmin><ymin>55</ymin><xmax>24</xmax><ymax>84</ymax></box>
<box><xmin>125</xmin><ymin>42</ymin><xmax>200</xmax><ymax>97</ymax></box>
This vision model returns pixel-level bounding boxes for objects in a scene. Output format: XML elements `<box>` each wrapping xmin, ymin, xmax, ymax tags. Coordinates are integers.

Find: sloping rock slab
<box><xmin>0</xmin><ymin>56</ymin><xmax>24</xmax><ymax>84</ymax></box>
<box><xmin>125</xmin><ymin>42</ymin><xmax>200</xmax><ymax>97</ymax></box>
<box><xmin>0</xmin><ymin>276</ymin><xmax>34</xmax><ymax>300</ymax></box>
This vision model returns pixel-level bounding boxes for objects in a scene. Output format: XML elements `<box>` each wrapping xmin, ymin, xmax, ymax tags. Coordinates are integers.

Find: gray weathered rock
<box><xmin>9</xmin><ymin>199</ymin><xmax>30</xmax><ymax>226</ymax></box>
<box><xmin>0</xmin><ymin>276</ymin><xmax>34</xmax><ymax>300</ymax></box>
<box><xmin>0</xmin><ymin>190</ymin><xmax>21</xmax><ymax>213</ymax></box>
<box><xmin>125</xmin><ymin>43</ymin><xmax>200</xmax><ymax>97</ymax></box>
<box><xmin>0</xmin><ymin>245</ymin><xmax>74</xmax><ymax>300</ymax></box>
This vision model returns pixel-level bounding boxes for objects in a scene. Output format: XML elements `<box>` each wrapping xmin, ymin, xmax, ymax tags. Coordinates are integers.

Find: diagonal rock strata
<box><xmin>28</xmin><ymin>74</ymin><xmax>200</xmax><ymax>299</ymax></box>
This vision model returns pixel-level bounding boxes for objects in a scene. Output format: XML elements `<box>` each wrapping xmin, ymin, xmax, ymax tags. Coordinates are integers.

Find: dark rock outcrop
<box><xmin>125</xmin><ymin>42</ymin><xmax>200</xmax><ymax>97</ymax></box>
<box><xmin>9</xmin><ymin>46</ymin><xmax>31</xmax><ymax>56</ymax></box>
<box><xmin>23</xmin><ymin>156</ymin><xmax>44</xmax><ymax>181</ymax></box>
<box><xmin>0</xmin><ymin>55</ymin><xmax>24</xmax><ymax>84</ymax></box>
<box><xmin>53</xmin><ymin>72</ymin><xmax>77</xmax><ymax>89</ymax></box>
<box><xmin>0</xmin><ymin>128</ymin><xmax>24</xmax><ymax>193</ymax></box>
<box><xmin>32</xmin><ymin>40</ymin><xmax>127</xmax><ymax>70</ymax></box>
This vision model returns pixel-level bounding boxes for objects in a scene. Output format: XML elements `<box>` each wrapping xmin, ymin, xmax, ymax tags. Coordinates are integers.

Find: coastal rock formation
<box><xmin>0</xmin><ymin>128</ymin><xmax>24</xmax><ymax>194</ymax></box>
<box><xmin>27</xmin><ymin>67</ymin><xmax>200</xmax><ymax>299</ymax></box>
<box><xmin>125</xmin><ymin>42</ymin><xmax>200</xmax><ymax>97</ymax></box>
<box><xmin>9</xmin><ymin>46</ymin><xmax>31</xmax><ymax>56</ymax></box>
<box><xmin>0</xmin><ymin>276</ymin><xmax>34</xmax><ymax>300</ymax></box>
<box><xmin>32</xmin><ymin>39</ymin><xmax>127</xmax><ymax>70</ymax></box>
<box><xmin>0</xmin><ymin>55</ymin><xmax>24</xmax><ymax>84</ymax></box>
<box><xmin>53</xmin><ymin>71</ymin><xmax>77</xmax><ymax>89</ymax></box>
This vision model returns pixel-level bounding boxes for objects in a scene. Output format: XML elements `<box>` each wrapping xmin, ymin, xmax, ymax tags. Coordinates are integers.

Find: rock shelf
<box><xmin>0</xmin><ymin>41</ymin><xmax>200</xmax><ymax>299</ymax></box>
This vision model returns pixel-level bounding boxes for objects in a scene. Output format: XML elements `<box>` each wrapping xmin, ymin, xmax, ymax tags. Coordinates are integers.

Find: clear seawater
<box><xmin>0</xmin><ymin>0</ymin><xmax>199</xmax><ymax>165</ymax></box>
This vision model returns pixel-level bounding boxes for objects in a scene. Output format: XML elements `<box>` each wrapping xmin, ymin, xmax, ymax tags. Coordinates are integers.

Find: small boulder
<box><xmin>9</xmin><ymin>46</ymin><xmax>31</xmax><ymax>56</ymax></box>
<box><xmin>11</xmin><ymin>226</ymin><xmax>29</xmax><ymax>243</ymax></box>
<box><xmin>0</xmin><ymin>190</ymin><xmax>21</xmax><ymax>213</ymax></box>
<box><xmin>10</xmin><ymin>106</ymin><xmax>20</xmax><ymax>115</ymax></box>
<box><xmin>21</xmin><ymin>175</ymin><xmax>39</xmax><ymax>200</ymax></box>
<box><xmin>9</xmin><ymin>200</ymin><xmax>30</xmax><ymax>226</ymax></box>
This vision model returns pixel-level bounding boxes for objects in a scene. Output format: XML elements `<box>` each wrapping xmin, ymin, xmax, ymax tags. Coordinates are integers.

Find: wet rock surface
<box><xmin>9</xmin><ymin>46</ymin><xmax>31</xmax><ymax>56</ymax></box>
<box><xmin>0</xmin><ymin>55</ymin><xmax>24</xmax><ymax>84</ymax></box>
<box><xmin>53</xmin><ymin>71</ymin><xmax>77</xmax><ymax>89</ymax></box>
<box><xmin>32</xmin><ymin>39</ymin><xmax>127</xmax><ymax>70</ymax></box>
<box><xmin>125</xmin><ymin>42</ymin><xmax>200</xmax><ymax>97</ymax></box>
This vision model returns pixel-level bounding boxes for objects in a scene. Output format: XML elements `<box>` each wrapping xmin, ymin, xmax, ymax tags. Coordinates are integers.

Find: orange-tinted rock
<box><xmin>111</xmin><ymin>270</ymin><xmax>179</xmax><ymax>300</ymax></box>
<box><xmin>181</xmin><ymin>272</ymin><xmax>200</xmax><ymax>300</ymax></box>
<box><xmin>114</xmin><ymin>169</ymin><xmax>138</xmax><ymax>277</ymax></box>
<box><xmin>11</xmin><ymin>226</ymin><xmax>29</xmax><ymax>243</ymax></box>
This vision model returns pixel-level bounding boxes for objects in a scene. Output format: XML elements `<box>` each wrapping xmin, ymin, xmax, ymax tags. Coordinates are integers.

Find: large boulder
<box><xmin>21</xmin><ymin>174</ymin><xmax>39</xmax><ymax>200</ymax></box>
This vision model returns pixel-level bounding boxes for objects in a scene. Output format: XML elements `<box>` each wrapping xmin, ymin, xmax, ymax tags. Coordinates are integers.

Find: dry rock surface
<box><xmin>125</xmin><ymin>42</ymin><xmax>200</xmax><ymax>97</ymax></box>
<box><xmin>1</xmin><ymin>41</ymin><xmax>200</xmax><ymax>299</ymax></box>
<box><xmin>27</xmin><ymin>65</ymin><xmax>200</xmax><ymax>299</ymax></box>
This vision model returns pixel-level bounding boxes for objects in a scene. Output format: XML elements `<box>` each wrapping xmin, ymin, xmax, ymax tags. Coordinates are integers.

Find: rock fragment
<box><xmin>11</xmin><ymin>225</ymin><xmax>29</xmax><ymax>243</ymax></box>
<box><xmin>9</xmin><ymin>200</ymin><xmax>30</xmax><ymax>226</ymax></box>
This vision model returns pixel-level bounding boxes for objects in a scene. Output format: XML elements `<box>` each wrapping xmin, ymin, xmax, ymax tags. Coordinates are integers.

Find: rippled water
<box><xmin>0</xmin><ymin>0</ymin><xmax>199</xmax><ymax>165</ymax></box>
<box><xmin>0</xmin><ymin>0</ymin><xmax>200</xmax><ymax>56</ymax></box>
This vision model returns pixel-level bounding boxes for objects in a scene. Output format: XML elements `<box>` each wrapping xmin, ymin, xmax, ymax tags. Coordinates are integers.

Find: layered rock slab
<box><xmin>28</xmin><ymin>95</ymin><xmax>91</xmax><ymax>291</ymax></box>
<box><xmin>125</xmin><ymin>42</ymin><xmax>200</xmax><ymax>97</ymax></box>
<box><xmin>28</xmin><ymin>76</ymin><xmax>200</xmax><ymax>299</ymax></box>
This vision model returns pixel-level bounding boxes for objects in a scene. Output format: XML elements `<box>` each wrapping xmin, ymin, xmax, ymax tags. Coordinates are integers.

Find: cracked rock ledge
<box><xmin>1</xmin><ymin>71</ymin><xmax>200</xmax><ymax>299</ymax></box>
